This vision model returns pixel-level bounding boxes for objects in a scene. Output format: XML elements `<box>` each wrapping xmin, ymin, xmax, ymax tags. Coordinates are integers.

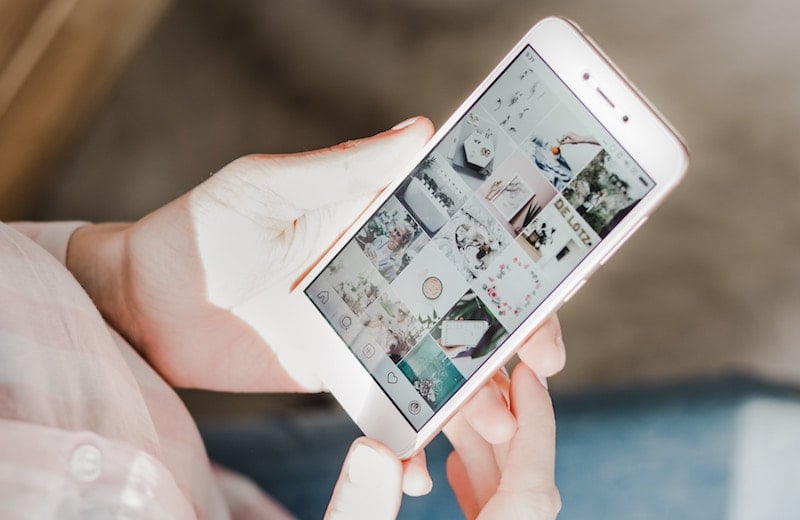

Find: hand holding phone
<box><xmin>325</xmin><ymin>362</ymin><xmax>560</xmax><ymax>519</ymax></box>
<box><xmin>89</xmin><ymin>116</ymin><xmax>435</xmax><ymax>396</ymax></box>
<box><xmin>273</xmin><ymin>17</ymin><xmax>688</xmax><ymax>458</ymax></box>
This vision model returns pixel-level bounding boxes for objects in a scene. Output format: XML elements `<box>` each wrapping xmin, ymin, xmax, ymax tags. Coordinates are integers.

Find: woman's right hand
<box><xmin>324</xmin><ymin>363</ymin><xmax>560</xmax><ymax>520</ymax></box>
<box><xmin>444</xmin><ymin>363</ymin><xmax>561</xmax><ymax>520</ymax></box>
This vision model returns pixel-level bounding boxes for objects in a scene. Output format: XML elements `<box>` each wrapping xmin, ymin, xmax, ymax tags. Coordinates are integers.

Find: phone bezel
<box><xmin>274</xmin><ymin>17</ymin><xmax>689</xmax><ymax>458</ymax></box>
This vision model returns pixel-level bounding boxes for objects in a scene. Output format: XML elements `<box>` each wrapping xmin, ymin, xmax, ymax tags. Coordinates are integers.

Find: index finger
<box><xmin>516</xmin><ymin>314</ymin><xmax>565</xmax><ymax>378</ymax></box>
<box><xmin>498</xmin><ymin>363</ymin><xmax>557</xmax><ymax>494</ymax></box>
<box><xmin>460</xmin><ymin>373</ymin><xmax>516</xmax><ymax>445</ymax></box>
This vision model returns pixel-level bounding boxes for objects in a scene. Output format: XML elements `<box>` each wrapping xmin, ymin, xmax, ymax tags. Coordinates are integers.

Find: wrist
<box><xmin>66</xmin><ymin>222</ymin><xmax>137</xmax><ymax>337</ymax></box>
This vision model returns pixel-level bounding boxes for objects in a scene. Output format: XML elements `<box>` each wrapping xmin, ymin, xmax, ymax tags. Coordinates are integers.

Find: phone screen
<box><xmin>306</xmin><ymin>46</ymin><xmax>654</xmax><ymax>430</ymax></box>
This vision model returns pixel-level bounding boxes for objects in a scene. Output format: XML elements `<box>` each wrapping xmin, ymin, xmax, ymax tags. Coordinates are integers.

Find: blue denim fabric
<box><xmin>200</xmin><ymin>411</ymin><xmax>461</xmax><ymax>519</ymax></box>
<box><xmin>200</xmin><ymin>378</ymin><xmax>800</xmax><ymax>519</ymax></box>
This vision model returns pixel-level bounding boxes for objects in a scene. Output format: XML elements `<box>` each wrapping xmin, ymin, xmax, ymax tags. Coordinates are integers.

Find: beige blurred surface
<box><xmin>28</xmin><ymin>0</ymin><xmax>800</xmax><ymax>396</ymax></box>
<box><xmin>0</xmin><ymin>0</ymin><xmax>169</xmax><ymax>219</ymax></box>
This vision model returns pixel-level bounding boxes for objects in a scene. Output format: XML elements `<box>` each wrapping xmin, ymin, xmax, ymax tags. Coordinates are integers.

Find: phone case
<box><xmin>296</xmin><ymin>17</ymin><xmax>689</xmax><ymax>458</ymax></box>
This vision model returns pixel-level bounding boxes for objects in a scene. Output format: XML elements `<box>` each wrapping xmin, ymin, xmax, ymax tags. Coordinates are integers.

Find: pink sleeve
<box><xmin>7</xmin><ymin>221</ymin><xmax>88</xmax><ymax>265</ymax></box>
<box><xmin>3</xmin><ymin>223</ymin><xmax>295</xmax><ymax>517</ymax></box>
<box><xmin>0</xmin><ymin>418</ymin><xmax>195</xmax><ymax>519</ymax></box>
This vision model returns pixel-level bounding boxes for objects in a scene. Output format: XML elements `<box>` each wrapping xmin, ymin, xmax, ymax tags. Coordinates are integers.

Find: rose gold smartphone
<box><xmin>270</xmin><ymin>17</ymin><xmax>688</xmax><ymax>458</ymax></box>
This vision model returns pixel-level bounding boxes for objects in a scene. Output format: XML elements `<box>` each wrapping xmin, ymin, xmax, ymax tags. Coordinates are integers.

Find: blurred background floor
<box><xmin>11</xmin><ymin>0</ymin><xmax>800</xmax><ymax>405</ymax></box>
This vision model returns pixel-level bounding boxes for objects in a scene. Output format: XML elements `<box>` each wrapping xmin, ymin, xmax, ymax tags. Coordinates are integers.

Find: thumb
<box><xmin>266</xmin><ymin>116</ymin><xmax>434</xmax><ymax>210</ymax></box>
<box><xmin>210</xmin><ymin>116</ymin><xmax>434</xmax><ymax>228</ymax></box>
<box><xmin>325</xmin><ymin>438</ymin><xmax>404</xmax><ymax>520</ymax></box>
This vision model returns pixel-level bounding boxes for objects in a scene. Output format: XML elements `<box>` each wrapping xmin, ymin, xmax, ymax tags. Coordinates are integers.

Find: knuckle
<box><xmin>525</xmin><ymin>484</ymin><xmax>562</xmax><ymax>519</ymax></box>
<box><xmin>509</xmin><ymin>484</ymin><xmax>561</xmax><ymax>520</ymax></box>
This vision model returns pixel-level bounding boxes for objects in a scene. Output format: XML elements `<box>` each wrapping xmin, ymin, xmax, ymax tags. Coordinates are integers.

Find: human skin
<box><xmin>65</xmin><ymin>117</ymin><xmax>566</xmax><ymax>510</ymax></box>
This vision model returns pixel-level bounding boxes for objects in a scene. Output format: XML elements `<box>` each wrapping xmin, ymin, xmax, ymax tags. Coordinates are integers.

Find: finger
<box><xmin>461</xmin><ymin>376</ymin><xmax>516</xmax><ymax>445</ymax></box>
<box><xmin>443</xmin><ymin>412</ymin><xmax>500</xmax><ymax>509</ymax></box>
<box><xmin>492</xmin><ymin>369</ymin><xmax>511</xmax><ymax>404</ymax></box>
<box><xmin>402</xmin><ymin>449</ymin><xmax>433</xmax><ymax>497</ymax></box>
<box><xmin>488</xmin><ymin>371</ymin><xmax>513</xmax><ymax>471</ymax></box>
<box><xmin>446</xmin><ymin>451</ymin><xmax>481</xmax><ymax>520</ymax></box>
<box><xmin>516</xmin><ymin>314</ymin><xmax>566</xmax><ymax>378</ymax></box>
<box><xmin>492</xmin><ymin>437</ymin><xmax>512</xmax><ymax>472</ymax></box>
<box><xmin>498</xmin><ymin>364</ymin><xmax>558</xmax><ymax>494</ymax></box>
<box><xmin>483</xmin><ymin>363</ymin><xmax>561</xmax><ymax>519</ymax></box>
<box><xmin>214</xmin><ymin>117</ymin><xmax>434</xmax><ymax>230</ymax></box>
<box><xmin>325</xmin><ymin>438</ymin><xmax>403</xmax><ymax>520</ymax></box>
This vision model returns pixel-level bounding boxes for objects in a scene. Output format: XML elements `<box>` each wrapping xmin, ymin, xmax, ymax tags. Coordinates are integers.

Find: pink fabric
<box><xmin>0</xmin><ymin>222</ymin><xmax>293</xmax><ymax>519</ymax></box>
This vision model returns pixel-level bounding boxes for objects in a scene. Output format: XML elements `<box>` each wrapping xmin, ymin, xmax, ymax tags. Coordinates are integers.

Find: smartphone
<box><xmin>277</xmin><ymin>17</ymin><xmax>688</xmax><ymax>458</ymax></box>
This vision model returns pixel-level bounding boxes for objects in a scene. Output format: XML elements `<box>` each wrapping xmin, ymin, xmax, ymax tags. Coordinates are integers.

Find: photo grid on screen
<box><xmin>306</xmin><ymin>46</ymin><xmax>654</xmax><ymax>429</ymax></box>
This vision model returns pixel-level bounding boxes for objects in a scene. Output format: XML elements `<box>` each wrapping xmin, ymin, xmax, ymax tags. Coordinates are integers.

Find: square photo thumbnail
<box><xmin>396</xmin><ymin>152</ymin><xmax>470</xmax><ymax>235</ymax></box>
<box><xmin>391</xmin><ymin>243</ymin><xmax>470</xmax><ymax>332</ymax></box>
<box><xmin>398</xmin><ymin>335</ymin><xmax>465</xmax><ymax>411</ymax></box>
<box><xmin>562</xmin><ymin>150</ymin><xmax>652</xmax><ymax>237</ymax></box>
<box><xmin>522</xmin><ymin>104</ymin><xmax>602</xmax><ymax>192</ymax></box>
<box><xmin>434</xmin><ymin>105</ymin><xmax>514</xmax><ymax>191</ymax></box>
<box><xmin>517</xmin><ymin>196</ymin><xmax>595</xmax><ymax>284</ymax></box>
<box><xmin>477</xmin><ymin>51</ymin><xmax>559</xmax><ymax>145</ymax></box>
<box><xmin>428</xmin><ymin>289</ymin><xmax>508</xmax><ymax>378</ymax></box>
<box><xmin>474</xmin><ymin>242</ymin><xmax>546</xmax><ymax>332</ymax></box>
<box><xmin>353</xmin><ymin>290</ymin><xmax>425</xmax><ymax>364</ymax></box>
<box><xmin>322</xmin><ymin>241</ymin><xmax>387</xmax><ymax>316</ymax></box>
<box><xmin>306</xmin><ymin>276</ymin><xmax>363</xmax><ymax>344</ymax></box>
<box><xmin>434</xmin><ymin>197</ymin><xmax>510</xmax><ymax>281</ymax></box>
<box><xmin>355</xmin><ymin>196</ymin><xmax>429</xmax><ymax>283</ymax></box>
<box><xmin>477</xmin><ymin>148</ymin><xmax>557</xmax><ymax>237</ymax></box>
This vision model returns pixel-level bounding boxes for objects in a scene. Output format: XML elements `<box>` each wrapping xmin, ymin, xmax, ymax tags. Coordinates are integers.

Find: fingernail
<box><xmin>391</xmin><ymin>117</ymin><xmax>418</xmax><ymax>130</ymax></box>
<box><xmin>348</xmin><ymin>443</ymin><xmax>388</xmax><ymax>488</ymax></box>
<box><xmin>409</xmin><ymin>472</ymin><xmax>434</xmax><ymax>496</ymax></box>
<box><xmin>556</xmin><ymin>334</ymin><xmax>566</xmax><ymax>366</ymax></box>
<box><xmin>536</xmin><ymin>372</ymin><xmax>549</xmax><ymax>389</ymax></box>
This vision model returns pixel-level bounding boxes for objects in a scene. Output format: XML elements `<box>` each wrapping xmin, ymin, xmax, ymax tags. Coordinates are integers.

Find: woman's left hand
<box><xmin>67</xmin><ymin>117</ymin><xmax>434</xmax><ymax>392</ymax></box>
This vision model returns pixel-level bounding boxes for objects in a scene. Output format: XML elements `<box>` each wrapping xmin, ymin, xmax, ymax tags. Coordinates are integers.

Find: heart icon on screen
<box><xmin>387</xmin><ymin>372</ymin><xmax>398</xmax><ymax>384</ymax></box>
